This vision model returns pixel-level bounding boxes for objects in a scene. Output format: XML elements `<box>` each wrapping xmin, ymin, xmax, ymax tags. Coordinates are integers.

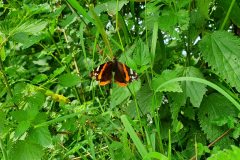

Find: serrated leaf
<box><xmin>50</xmin><ymin>66</ymin><xmax>66</xmax><ymax>79</ymax></box>
<box><xmin>208</xmin><ymin>145</ymin><xmax>240</xmax><ymax>160</ymax></box>
<box><xmin>197</xmin><ymin>0</ymin><xmax>212</xmax><ymax>20</ymax></box>
<box><xmin>126</xmin><ymin>85</ymin><xmax>162</xmax><ymax>117</ymax></box>
<box><xmin>16</xmin><ymin>20</ymin><xmax>48</xmax><ymax>35</ymax></box>
<box><xmin>152</xmin><ymin>70</ymin><xmax>182</xmax><ymax>93</ymax></box>
<box><xmin>28</xmin><ymin>127</ymin><xmax>52</xmax><ymax>147</ymax></box>
<box><xmin>11</xmin><ymin>140</ymin><xmax>44</xmax><ymax>160</ymax></box>
<box><xmin>14</xmin><ymin>121</ymin><xmax>31</xmax><ymax>138</ymax></box>
<box><xmin>32</xmin><ymin>74</ymin><xmax>48</xmax><ymax>84</ymax></box>
<box><xmin>94</xmin><ymin>0</ymin><xmax>129</xmax><ymax>16</ymax></box>
<box><xmin>199</xmin><ymin>31</ymin><xmax>240</xmax><ymax>92</ymax></box>
<box><xmin>59</xmin><ymin>73</ymin><xmax>81</xmax><ymax>87</ymax></box>
<box><xmin>198</xmin><ymin>93</ymin><xmax>237</xmax><ymax>147</ymax></box>
<box><xmin>182</xmin><ymin>67</ymin><xmax>207</xmax><ymax>108</ymax></box>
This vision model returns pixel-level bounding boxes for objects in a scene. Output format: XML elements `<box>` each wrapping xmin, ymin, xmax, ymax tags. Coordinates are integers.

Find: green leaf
<box><xmin>10</xmin><ymin>140</ymin><xmax>44</xmax><ymax>160</ymax></box>
<box><xmin>208</xmin><ymin>145</ymin><xmax>240</xmax><ymax>160</ymax></box>
<box><xmin>94</xmin><ymin>0</ymin><xmax>129</xmax><ymax>16</ymax></box>
<box><xmin>50</xmin><ymin>66</ymin><xmax>66</xmax><ymax>79</ymax></box>
<box><xmin>59</xmin><ymin>73</ymin><xmax>81</xmax><ymax>87</ymax></box>
<box><xmin>126</xmin><ymin>84</ymin><xmax>162</xmax><ymax>117</ymax></box>
<box><xmin>197</xmin><ymin>0</ymin><xmax>212</xmax><ymax>20</ymax></box>
<box><xmin>152</xmin><ymin>70</ymin><xmax>182</xmax><ymax>93</ymax></box>
<box><xmin>198</xmin><ymin>93</ymin><xmax>238</xmax><ymax>147</ymax></box>
<box><xmin>32</xmin><ymin>74</ymin><xmax>48</xmax><ymax>84</ymax></box>
<box><xmin>199</xmin><ymin>31</ymin><xmax>240</xmax><ymax>92</ymax></box>
<box><xmin>16</xmin><ymin>20</ymin><xmax>48</xmax><ymax>35</ymax></box>
<box><xmin>28</xmin><ymin>127</ymin><xmax>52</xmax><ymax>147</ymax></box>
<box><xmin>181</xmin><ymin>67</ymin><xmax>207</xmax><ymax>108</ymax></box>
<box><xmin>14</xmin><ymin>121</ymin><xmax>31</xmax><ymax>138</ymax></box>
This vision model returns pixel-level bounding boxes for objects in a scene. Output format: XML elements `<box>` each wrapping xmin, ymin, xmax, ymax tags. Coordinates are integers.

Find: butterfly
<box><xmin>90</xmin><ymin>58</ymin><xmax>138</xmax><ymax>86</ymax></box>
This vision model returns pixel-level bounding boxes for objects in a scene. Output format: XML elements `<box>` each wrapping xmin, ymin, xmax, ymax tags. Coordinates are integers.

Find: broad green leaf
<box><xmin>59</xmin><ymin>73</ymin><xmax>81</xmax><ymax>87</ymax></box>
<box><xmin>208</xmin><ymin>145</ymin><xmax>240</xmax><ymax>160</ymax></box>
<box><xmin>197</xmin><ymin>0</ymin><xmax>212</xmax><ymax>20</ymax></box>
<box><xmin>181</xmin><ymin>67</ymin><xmax>207</xmax><ymax>108</ymax></box>
<box><xmin>198</xmin><ymin>93</ymin><xmax>237</xmax><ymax>147</ymax></box>
<box><xmin>50</xmin><ymin>66</ymin><xmax>66</xmax><ymax>79</ymax></box>
<box><xmin>32</xmin><ymin>74</ymin><xmax>48</xmax><ymax>84</ymax></box>
<box><xmin>10</xmin><ymin>140</ymin><xmax>44</xmax><ymax>160</ymax></box>
<box><xmin>16</xmin><ymin>20</ymin><xmax>48</xmax><ymax>35</ymax></box>
<box><xmin>28</xmin><ymin>127</ymin><xmax>52</xmax><ymax>147</ymax></box>
<box><xmin>126</xmin><ymin>84</ymin><xmax>162</xmax><ymax>117</ymax></box>
<box><xmin>94</xmin><ymin>0</ymin><xmax>129</xmax><ymax>16</ymax></box>
<box><xmin>110</xmin><ymin>81</ymin><xmax>140</xmax><ymax>108</ymax></box>
<box><xmin>27</xmin><ymin>91</ymin><xmax>46</xmax><ymax>108</ymax></box>
<box><xmin>12</xmin><ymin>33</ymin><xmax>47</xmax><ymax>49</ymax></box>
<box><xmin>152</xmin><ymin>70</ymin><xmax>182</xmax><ymax>93</ymax></box>
<box><xmin>14</xmin><ymin>121</ymin><xmax>31</xmax><ymax>138</ymax></box>
<box><xmin>199</xmin><ymin>31</ymin><xmax>240</xmax><ymax>92</ymax></box>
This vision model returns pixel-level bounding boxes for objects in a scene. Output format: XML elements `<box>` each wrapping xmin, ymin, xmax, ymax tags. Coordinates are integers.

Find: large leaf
<box><xmin>59</xmin><ymin>73</ymin><xmax>81</xmax><ymax>87</ymax></box>
<box><xmin>181</xmin><ymin>67</ymin><xmax>207</xmax><ymax>108</ymax></box>
<box><xmin>28</xmin><ymin>127</ymin><xmax>52</xmax><ymax>147</ymax></box>
<box><xmin>10</xmin><ymin>140</ymin><xmax>44</xmax><ymax>160</ymax></box>
<box><xmin>152</xmin><ymin>70</ymin><xmax>182</xmax><ymax>93</ymax></box>
<box><xmin>199</xmin><ymin>31</ymin><xmax>240</xmax><ymax>92</ymax></box>
<box><xmin>198</xmin><ymin>93</ymin><xmax>238</xmax><ymax>148</ymax></box>
<box><xmin>126</xmin><ymin>84</ymin><xmax>162</xmax><ymax>117</ymax></box>
<box><xmin>208</xmin><ymin>145</ymin><xmax>240</xmax><ymax>160</ymax></box>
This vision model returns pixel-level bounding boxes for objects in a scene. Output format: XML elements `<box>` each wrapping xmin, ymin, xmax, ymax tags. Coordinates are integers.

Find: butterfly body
<box><xmin>91</xmin><ymin>59</ymin><xmax>138</xmax><ymax>86</ymax></box>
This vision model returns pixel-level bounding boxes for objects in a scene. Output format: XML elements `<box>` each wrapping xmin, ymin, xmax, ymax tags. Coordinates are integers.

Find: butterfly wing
<box><xmin>114</xmin><ymin>61</ymin><xmax>138</xmax><ymax>87</ymax></box>
<box><xmin>90</xmin><ymin>62</ymin><xmax>114</xmax><ymax>86</ymax></box>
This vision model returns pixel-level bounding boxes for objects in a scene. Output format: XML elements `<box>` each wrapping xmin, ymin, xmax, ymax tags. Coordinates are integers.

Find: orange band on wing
<box><xmin>99</xmin><ymin>80</ymin><xmax>111</xmax><ymax>86</ymax></box>
<box><xmin>115</xmin><ymin>81</ymin><xmax>127</xmax><ymax>87</ymax></box>
<box><xmin>122</xmin><ymin>65</ymin><xmax>130</xmax><ymax>82</ymax></box>
<box><xmin>98</xmin><ymin>63</ymin><xmax>108</xmax><ymax>80</ymax></box>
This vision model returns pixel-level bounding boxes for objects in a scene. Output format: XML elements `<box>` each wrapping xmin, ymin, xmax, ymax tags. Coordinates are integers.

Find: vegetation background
<box><xmin>1</xmin><ymin>0</ymin><xmax>240</xmax><ymax>159</ymax></box>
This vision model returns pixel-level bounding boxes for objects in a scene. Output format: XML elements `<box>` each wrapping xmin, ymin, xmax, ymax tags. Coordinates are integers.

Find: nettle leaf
<box><xmin>152</xmin><ymin>70</ymin><xmax>182</xmax><ymax>93</ymax></box>
<box><xmin>16</xmin><ymin>20</ymin><xmax>48</xmax><ymax>35</ymax></box>
<box><xmin>14</xmin><ymin>121</ymin><xmax>31</xmax><ymax>138</ymax></box>
<box><xmin>208</xmin><ymin>145</ymin><xmax>240</xmax><ymax>160</ymax></box>
<box><xmin>94</xmin><ymin>0</ymin><xmax>129</xmax><ymax>16</ymax></box>
<box><xmin>10</xmin><ymin>140</ymin><xmax>44</xmax><ymax>160</ymax></box>
<box><xmin>32</xmin><ymin>74</ymin><xmax>48</xmax><ymax>84</ymax></box>
<box><xmin>168</xmin><ymin>92</ymin><xmax>185</xmax><ymax>131</ymax></box>
<box><xmin>199</xmin><ymin>31</ymin><xmax>240</xmax><ymax>92</ymax></box>
<box><xmin>197</xmin><ymin>0</ymin><xmax>212</xmax><ymax>20</ymax></box>
<box><xmin>181</xmin><ymin>67</ymin><xmax>207</xmax><ymax>108</ymax></box>
<box><xmin>126</xmin><ymin>84</ymin><xmax>162</xmax><ymax>117</ymax></box>
<box><xmin>198</xmin><ymin>93</ymin><xmax>238</xmax><ymax>147</ymax></box>
<box><xmin>110</xmin><ymin>81</ymin><xmax>140</xmax><ymax>108</ymax></box>
<box><xmin>28</xmin><ymin>127</ymin><xmax>52</xmax><ymax>147</ymax></box>
<box><xmin>59</xmin><ymin>73</ymin><xmax>81</xmax><ymax>87</ymax></box>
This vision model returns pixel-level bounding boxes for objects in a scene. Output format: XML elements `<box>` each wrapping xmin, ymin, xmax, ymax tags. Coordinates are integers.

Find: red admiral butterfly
<box><xmin>90</xmin><ymin>58</ymin><xmax>138</xmax><ymax>86</ymax></box>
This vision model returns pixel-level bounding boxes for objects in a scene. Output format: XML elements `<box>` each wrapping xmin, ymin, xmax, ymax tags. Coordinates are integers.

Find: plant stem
<box><xmin>220</xmin><ymin>0</ymin><xmax>236</xmax><ymax>30</ymax></box>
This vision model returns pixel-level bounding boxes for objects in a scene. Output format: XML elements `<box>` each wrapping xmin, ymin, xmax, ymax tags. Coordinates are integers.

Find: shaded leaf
<box><xmin>59</xmin><ymin>73</ymin><xmax>81</xmax><ymax>87</ymax></box>
<box><xmin>182</xmin><ymin>67</ymin><xmax>207</xmax><ymax>108</ymax></box>
<box><xmin>198</xmin><ymin>93</ymin><xmax>237</xmax><ymax>147</ymax></box>
<box><xmin>28</xmin><ymin>127</ymin><xmax>52</xmax><ymax>147</ymax></box>
<box><xmin>152</xmin><ymin>70</ymin><xmax>182</xmax><ymax>93</ymax></box>
<box><xmin>14</xmin><ymin>121</ymin><xmax>31</xmax><ymax>138</ymax></box>
<box><xmin>199</xmin><ymin>31</ymin><xmax>240</xmax><ymax>92</ymax></box>
<box><xmin>11</xmin><ymin>140</ymin><xmax>44</xmax><ymax>160</ymax></box>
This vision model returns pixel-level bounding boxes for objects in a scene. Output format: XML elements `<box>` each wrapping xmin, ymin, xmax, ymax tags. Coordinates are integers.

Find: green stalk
<box><xmin>220</xmin><ymin>0</ymin><xmax>236</xmax><ymax>30</ymax></box>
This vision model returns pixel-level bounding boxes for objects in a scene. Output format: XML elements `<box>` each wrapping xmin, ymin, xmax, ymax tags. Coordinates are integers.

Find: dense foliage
<box><xmin>1</xmin><ymin>0</ymin><xmax>240</xmax><ymax>159</ymax></box>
